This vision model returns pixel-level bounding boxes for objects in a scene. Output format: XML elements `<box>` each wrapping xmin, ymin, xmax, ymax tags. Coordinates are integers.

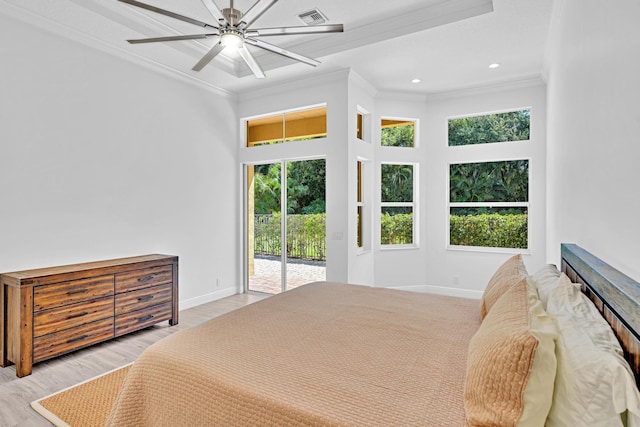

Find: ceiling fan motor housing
<box><xmin>222</xmin><ymin>8</ymin><xmax>242</xmax><ymax>26</ymax></box>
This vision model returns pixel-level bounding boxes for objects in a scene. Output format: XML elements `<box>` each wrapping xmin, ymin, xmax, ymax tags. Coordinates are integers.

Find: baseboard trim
<box><xmin>179</xmin><ymin>287</ymin><xmax>240</xmax><ymax>311</ymax></box>
<box><xmin>389</xmin><ymin>284</ymin><xmax>483</xmax><ymax>299</ymax></box>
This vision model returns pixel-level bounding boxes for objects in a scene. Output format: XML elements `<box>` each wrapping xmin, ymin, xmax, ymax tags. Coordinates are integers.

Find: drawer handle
<box><xmin>68</xmin><ymin>289</ymin><xmax>89</xmax><ymax>295</ymax></box>
<box><xmin>67</xmin><ymin>311</ymin><xmax>89</xmax><ymax>319</ymax></box>
<box><xmin>138</xmin><ymin>295</ymin><xmax>155</xmax><ymax>302</ymax></box>
<box><xmin>67</xmin><ymin>335</ymin><xmax>89</xmax><ymax>344</ymax></box>
<box><xmin>140</xmin><ymin>314</ymin><xmax>154</xmax><ymax>322</ymax></box>
<box><xmin>139</xmin><ymin>275</ymin><xmax>155</xmax><ymax>282</ymax></box>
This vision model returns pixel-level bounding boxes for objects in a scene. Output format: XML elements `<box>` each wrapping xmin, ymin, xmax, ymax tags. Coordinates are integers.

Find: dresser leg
<box><xmin>15</xmin><ymin>358</ymin><xmax>32</xmax><ymax>377</ymax></box>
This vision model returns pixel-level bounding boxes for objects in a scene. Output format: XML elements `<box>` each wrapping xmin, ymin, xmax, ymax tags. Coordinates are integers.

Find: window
<box><xmin>381</xmin><ymin>163</ymin><xmax>415</xmax><ymax>245</ymax></box>
<box><xmin>357</xmin><ymin>161</ymin><xmax>364</xmax><ymax>248</ymax></box>
<box><xmin>381</xmin><ymin>119</ymin><xmax>416</xmax><ymax>147</ymax></box>
<box><xmin>448</xmin><ymin>109</ymin><xmax>530</xmax><ymax>146</ymax></box>
<box><xmin>356</xmin><ymin>107</ymin><xmax>371</xmax><ymax>142</ymax></box>
<box><xmin>449</xmin><ymin>160</ymin><xmax>529</xmax><ymax>249</ymax></box>
<box><xmin>246</xmin><ymin>106</ymin><xmax>326</xmax><ymax>147</ymax></box>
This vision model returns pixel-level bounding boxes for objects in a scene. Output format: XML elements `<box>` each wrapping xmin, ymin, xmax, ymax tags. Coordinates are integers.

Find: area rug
<box><xmin>31</xmin><ymin>364</ymin><xmax>131</xmax><ymax>427</ymax></box>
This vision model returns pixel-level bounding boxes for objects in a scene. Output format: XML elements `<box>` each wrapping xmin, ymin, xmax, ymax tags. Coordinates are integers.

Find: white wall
<box><xmin>0</xmin><ymin>13</ymin><xmax>239</xmax><ymax>308</ymax></box>
<box><xmin>373</xmin><ymin>93</ymin><xmax>430</xmax><ymax>290</ymax></box>
<box><xmin>347</xmin><ymin>71</ymin><xmax>376</xmax><ymax>285</ymax></box>
<box><xmin>545</xmin><ymin>0</ymin><xmax>640</xmax><ymax>281</ymax></box>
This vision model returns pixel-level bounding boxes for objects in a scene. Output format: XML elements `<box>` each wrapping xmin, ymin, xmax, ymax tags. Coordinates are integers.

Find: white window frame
<box><xmin>380</xmin><ymin>161</ymin><xmax>419</xmax><ymax>249</ymax></box>
<box><xmin>447</xmin><ymin>158</ymin><xmax>530</xmax><ymax>253</ymax></box>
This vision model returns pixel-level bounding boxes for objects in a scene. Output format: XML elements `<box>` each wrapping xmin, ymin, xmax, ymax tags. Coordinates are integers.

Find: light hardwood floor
<box><xmin>0</xmin><ymin>292</ymin><xmax>268</xmax><ymax>427</ymax></box>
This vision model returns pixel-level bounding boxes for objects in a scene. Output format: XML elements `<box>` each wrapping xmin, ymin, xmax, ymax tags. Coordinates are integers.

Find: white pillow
<box><xmin>530</xmin><ymin>264</ymin><xmax>561</xmax><ymax>309</ymax></box>
<box><xmin>545</xmin><ymin>273</ymin><xmax>640</xmax><ymax>427</ymax></box>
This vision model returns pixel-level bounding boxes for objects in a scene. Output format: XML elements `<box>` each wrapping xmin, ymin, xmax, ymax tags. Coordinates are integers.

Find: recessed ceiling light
<box><xmin>489</xmin><ymin>63</ymin><xmax>501</xmax><ymax>69</ymax></box>
<box><xmin>411</xmin><ymin>78</ymin><xmax>421</xmax><ymax>83</ymax></box>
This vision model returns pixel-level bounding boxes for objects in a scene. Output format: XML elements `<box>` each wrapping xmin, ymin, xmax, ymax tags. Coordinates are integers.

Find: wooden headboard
<box><xmin>561</xmin><ymin>243</ymin><xmax>640</xmax><ymax>384</ymax></box>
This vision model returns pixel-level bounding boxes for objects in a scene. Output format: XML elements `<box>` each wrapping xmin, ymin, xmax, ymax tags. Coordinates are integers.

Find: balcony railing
<box><xmin>254</xmin><ymin>213</ymin><xmax>326</xmax><ymax>261</ymax></box>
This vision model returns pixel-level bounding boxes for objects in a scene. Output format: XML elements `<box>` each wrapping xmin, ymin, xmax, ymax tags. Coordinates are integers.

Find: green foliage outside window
<box><xmin>450</xmin><ymin>212</ymin><xmax>528</xmax><ymax>249</ymax></box>
<box><xmin>381</xmin><ymin>122</ymin><xmax>415</xmax><ymax>147</ymax></box>
<box><xmin>381</xmin><ymin>212</ymin><xmax>413</xmax><ymax>245</ymax></box>
<box><xmin>254</xmin><ymin>160</ymin><xmax>326</xmax><ymax>215</ymax></box>
<box><xmin>254</xmin><ymin>213</ymin><xmax>326</xmax><ymax>260</ymax></box>
<box><xmin>449</xmin><ymin>160</ymin><xmax>529</xmax><ymax>248</ymax></box>
<box><xmin>381</xmin><ymin>164</ymin><xmax>413</xmax><ymax>202</ymax></box>
<box><xmin>448</xmin><ymin>109</ymin><xmax>530</xmax><ymax>146</ymax></box>
<box><xmin>450</xmin><ymin>160</ymin><xmax>529</xmax><ymax>211</ymax></box>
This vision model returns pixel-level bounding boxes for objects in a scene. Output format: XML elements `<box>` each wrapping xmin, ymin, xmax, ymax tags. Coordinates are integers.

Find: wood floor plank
<box><xmin>0</xmin><ymin>292</ymin><xmax>267</xmax><ymax>427</ymax></box>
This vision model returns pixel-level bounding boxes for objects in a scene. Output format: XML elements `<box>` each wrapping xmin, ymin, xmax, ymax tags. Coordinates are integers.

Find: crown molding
<box><xmin>424</xmin><ymin>75</ymin><xmax>545</xmax><ymax>101</ymax></box>
<box><xmin>237</xmin><ymin>68</ymin><xmax>351</xmax><ymax>102</ymax></box>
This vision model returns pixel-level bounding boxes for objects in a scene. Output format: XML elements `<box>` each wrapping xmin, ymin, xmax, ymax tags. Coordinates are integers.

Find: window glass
<box><xmin>357</xmin><ymin>161</ymin><xmax>363</xmax><ymax>248</ymax></box>
<box><xmin>381</xmin><ymin>119</ymin><xmax>415</xmax><ymax>147</ymax></box>
<box><xmin>381</xmin><ymin>163</ymin><xmax>414</xmax><ymax>245</ymax></box>
<box><xmin>449</xmin><ymin>160</ymin><xmax>528</xmax><ymax>203</ymax></box>
<box><xmin>246</xmin><ymin>106</ymin><xmax>326</xmax><ymax>147</ymax></box>
<box><xmin>449</xmin><ymin>160</ymin><xmax>529</xmax><ymax>249</ymax></box>
<box><xmin>448</xmin><ymin>109</ymin><xmax>530</xmax><ymax>146</ymax></box>
<box><xmin>357</xmin><ymin>113</ymin><xmax>364</xmax><ymax>140</ymax></box>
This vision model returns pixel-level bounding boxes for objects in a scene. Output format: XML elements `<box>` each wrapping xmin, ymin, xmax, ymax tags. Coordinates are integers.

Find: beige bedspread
<box><xmin>106</xmin><ymin>282</ymin><xmax>480</xmax><ymax>426</ymax></box>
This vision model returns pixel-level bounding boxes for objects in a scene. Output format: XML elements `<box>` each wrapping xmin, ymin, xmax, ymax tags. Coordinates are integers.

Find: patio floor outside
<box><xmin>248</xmin><ymin>256</ymin><xmax>326</xmax><ymax>294</ymax></box>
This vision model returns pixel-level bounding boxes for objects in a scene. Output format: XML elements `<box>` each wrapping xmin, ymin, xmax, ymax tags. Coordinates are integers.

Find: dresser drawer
<box><xmin>34</xmin><ymin>275</ymin><xmax>114</xmax><ymax>312</ymax></box>
<box><xmin>115</xmin><ymin>265</ymin><xmax>173</xmax><ymax>293</ymax></box>
<box><xmin>33</xmin><ymin>296</ymin><xmax>114</xmax><ymax>337</ymax></box>
<box><xmin>115</xmin><ymin>301</ymin><xmax>172</xmax><ymax>337</ymax></box>
<box><xmin>115</xmin><ymin>283</ymin><xmax>173</xmax><ymax>315</ymax></box>
<box><xmin>33</xmin><ymin>318</ymin><xmax>115</xmax><ymax>363</ymax></box>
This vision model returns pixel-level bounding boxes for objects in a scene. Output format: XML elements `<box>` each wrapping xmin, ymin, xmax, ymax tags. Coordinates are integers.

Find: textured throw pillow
<box><xmin>530</xmin><ymin>264</ymin><xmax>561</xmax><ymax>309</ymax></box>
<box><xmin>545</xmin><ymin>274</ymin><xmax>640</xmax><ymax>427</ymax></box>
<box><xmin>480</xmin><ymin>254</ymin><xmax>528</xmax><ymax>320</ymax></box>
<box><xmin>466</xmin><ymin>278</ymin><xmax>558</xmax><ymax>427</ymax></box>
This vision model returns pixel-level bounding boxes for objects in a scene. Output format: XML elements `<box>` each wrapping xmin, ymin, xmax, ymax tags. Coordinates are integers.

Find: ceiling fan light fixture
<box><xmin>221</xmin><ymin>32</ymin><xmax>243</xmax><ymax>49</ymax></box>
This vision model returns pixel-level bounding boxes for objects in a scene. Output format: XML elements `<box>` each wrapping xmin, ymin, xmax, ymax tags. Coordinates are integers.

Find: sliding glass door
<box><xmin>246</xmin><ymin>159</ymin><xmax>326</xmax><ymax>294</ymax></box>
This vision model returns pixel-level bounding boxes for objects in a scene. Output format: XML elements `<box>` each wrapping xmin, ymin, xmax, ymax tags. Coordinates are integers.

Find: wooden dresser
<box><xmin>0</xmin><ymin>255</ymin><xmax>178</xmax><ymax>377</ymax></box>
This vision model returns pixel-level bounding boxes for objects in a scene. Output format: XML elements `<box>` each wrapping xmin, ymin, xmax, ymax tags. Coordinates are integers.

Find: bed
<box><xmin>105</xmin><ymin>244</ymin><xmax>640</xmax><ymax>426</ymax></box>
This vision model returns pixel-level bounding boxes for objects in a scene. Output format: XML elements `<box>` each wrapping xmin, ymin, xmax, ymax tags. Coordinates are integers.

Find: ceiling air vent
<box><xmin>298</xmin><ymin>8</ymin><xmax>328</xmax><ymax>26</ymax></box>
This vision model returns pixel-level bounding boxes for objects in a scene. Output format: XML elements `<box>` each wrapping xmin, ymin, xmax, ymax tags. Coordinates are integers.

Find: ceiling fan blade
<box><xmin>118</xmin><ymin>0</ymin><xmax>216</xmax><ymax>29</ymax></box>
<box><xmin>128</xmin><ymin>33</ymin><xmax>218</xmax><ymax>44</ymax></box>
<box><xmin>192</xmin><ymin>41</ymin><xmax>225</xmax><ymax>71</ymax></box>
<box><xmin>238</xmin><ymin>45</ymin><xmax>266</xmax><ymax>79</ymax></box>
<box><xmin>239</xmin><ymin>0</ymin><xmax>278</xmax><ymax>28</ymax></box>
<box><xmin>200</xmin><ymin>0</ymin><xmax>225</xmax><ymax>22</ymax></box>
<box><xmin>245</xmin><ymin>38</ymin><xmax>320</xmax><ymax>67</ymax></box>
<box><xmin>247</xmin><ymin>24</ymin><xmax>343</xmax><ymax>37</ymax></box>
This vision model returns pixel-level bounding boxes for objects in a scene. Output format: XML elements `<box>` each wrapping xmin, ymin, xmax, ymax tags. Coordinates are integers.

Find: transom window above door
<box><xmin>246</xmin><ymin>106</ymin><xmax>327</xmax><ymax>147</ymax></box>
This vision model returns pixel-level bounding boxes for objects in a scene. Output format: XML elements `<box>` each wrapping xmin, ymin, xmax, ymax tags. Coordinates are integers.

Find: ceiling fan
<box><xmin>118</xmin><ymin>0</ymin><xmax>344</xmax><ymax>78</ymax></box>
